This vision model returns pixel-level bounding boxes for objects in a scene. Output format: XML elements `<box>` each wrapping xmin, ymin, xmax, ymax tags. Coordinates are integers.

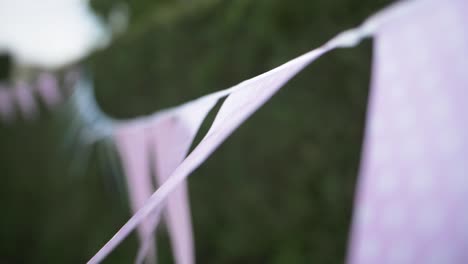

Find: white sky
<box><xmin>0</xmin><ymin>0</ymin><xmax>110</xmax><ymax>69</ymax></box>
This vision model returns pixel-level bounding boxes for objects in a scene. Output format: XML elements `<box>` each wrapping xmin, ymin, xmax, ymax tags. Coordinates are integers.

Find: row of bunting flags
<box><xmin>0</xmin><ymin>72</ymin><xmax>64</xmax><ymax>122</ymax></box>
<box><xmin>1</xmin><ymin>0</ymin><xmax>467</xmax><ymax>263</ymax></box>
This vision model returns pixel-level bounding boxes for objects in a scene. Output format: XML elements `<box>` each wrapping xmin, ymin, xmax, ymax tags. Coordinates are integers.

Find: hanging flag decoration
<box><xmin>2</xmin><ymin>0</ymin><xmax>467</xmax><ymax>263</ymax></box>
<box><xmin>86</xmin><ymin>19</ymin><xmax>376</xmax><ymax>262</ymax></box>
<box><xmin>13</xmin><ymin>82</ymin><xmax>38</xmax><ymax>120</ymax></box>
<box><xmin>115</xmin><ymin>123</ymin><xmax>157</xmax><ymax>264</ymax></box>
<box><xmin>35</xmin><ymin>72</ymin><xmax>62</xmax><ymax>110</ymax></box>
<box><xmin>115</xmin><ymin>95</ymin><xmax>219</xmax><ymax>264</ymax></box>
<box><xmin>147</xmin><ymin>97</ymin><xmax>220</xmax><ymax>264</ymax></box>
<box><xmin>348</xmin><ymin>0</ymin><xmax>468</xmax><ymax>263</ymax></box>
<box><xmin>0</xmin><ymin>72</ymin><xmax>72</xmax><ymax>123</ymax></box>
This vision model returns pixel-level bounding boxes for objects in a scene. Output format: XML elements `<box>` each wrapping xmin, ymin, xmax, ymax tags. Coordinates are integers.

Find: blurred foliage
<box><xmin>0</xmin><ymin>0</ymin><xmax>391</xmax><ymax>263</ymax></box>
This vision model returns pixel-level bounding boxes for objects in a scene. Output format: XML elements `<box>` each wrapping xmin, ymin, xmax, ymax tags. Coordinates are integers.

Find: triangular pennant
<box><xmin>13</xmin><ymin>82</ymin><xmax>38</xmax><ymax>120</ymax></box>
<box><xmin>136</xmin><ymin>95</ymin><xmax>219</xmax><ymax>264</ymax></box>
<box><xmin>114</xmin><ymin>123</ymin><xmax>156</xmax><ymax>263</ymax></box>
<box><xmin>36</xmin><ymin>72</ymin><xmax>62</xmax><ymax>109</ymax></box>
<box><xmin>87</xmin><ymin>42</ymin><xmax>334</xmax><ymax>263</ymax></box>
<box><xmin>348</xmin><ymin>0</ymin><xmax>468</xmax><ymax>263</ymax></box>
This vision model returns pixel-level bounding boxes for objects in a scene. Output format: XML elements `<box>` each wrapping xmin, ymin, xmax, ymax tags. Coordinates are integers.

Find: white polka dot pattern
<box><xmin>348</xmin><ymin>0</ymin><xmax>468</xmax><ymax>263</ymax></box>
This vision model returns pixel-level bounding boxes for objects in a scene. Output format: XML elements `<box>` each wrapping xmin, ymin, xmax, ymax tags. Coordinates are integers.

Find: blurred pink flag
<box><xmin>88</xmin><ymin>43</ymin><xmax>332</xmax><ymax>263</ymax></box>
<box><xmin>348</xmin><ymin>0</ymin><xmax>468</xmax><ymax>263</ymax></box>
<box><xmin>0</xmin><ymin>73</ymin><xmax>64</xmax><ymax>123</ymax></box>
<box><xmin>35</xmin><ymin>72</ymin><xmax>62</xmax><ymax>109</ymax></box>
<box><xmin>88</xmin><ymin>0</ymin><xmax>466</xmax><ymax>262</ymax></box>
<box><xmin>13</xmin><ymin>82</ymin><xmax>38</xmax><ymax>120</ymax></box>
<box><xmin>114</xmin><ymin>124</ymin><xmax>157</xmax><ymax>263</ymax></box>
<box><xmin>115</xmin><ymin>95</ymin><xmax>219</xmax><ymax>264</ymax></box>
<box><xmin>147</xmin><ymin>97</ymin><xmax>219</xmax><ymax>264</ymax></box>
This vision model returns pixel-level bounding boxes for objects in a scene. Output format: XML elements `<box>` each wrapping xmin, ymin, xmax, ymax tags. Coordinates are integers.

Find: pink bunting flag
<box><xmin>348</xmin><ymin>0</ymin><xmax>468</xmax><ymax>263</ymax></box>
<box><xmin>89</xmin><ymin>1</ymin><xmax>421</xmax><ymax>260</ymax></box>
<box><xmin>0</xmin><ymin>84</ymin><xmax>15</xmax><ymax>122</ymax></box>
<box><xmin>36</xmin><ymin>72</ymin><xmax>62</xmax><ymax>109</ymax></box>
<box><xmin>0</xmin><ymin>73</ymin><xmax>66</xmax><ymax>124</ymax></box>
<box><xmin>147</xmin><ymin>97</ymin><xmax>219</xmax><ymax>264</ymax></box>
<box><xmin>13</xmin><ymin>82</ymin><xmax>38</xmax><ymax>120</ymax></box>
<box><xmin>88</xmin><ymin>40</ymin><xmax>336</xmax><ymax>263</ymax></box>
<box><xmin>116</xmin><ymin>95</ymin><xmax>219</xmax><ymax>264</ymax></box>
<box><xmin>114</xmin><ymin>123</ymin><xmax>157</xmax><ymax>263</ymax></box>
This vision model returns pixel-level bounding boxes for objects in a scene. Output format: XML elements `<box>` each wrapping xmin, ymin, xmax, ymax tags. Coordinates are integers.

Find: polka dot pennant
<box><xmin>348</xmin><ymin>0</ymin><xmax>468</xmax><ymax>263</ymax></box>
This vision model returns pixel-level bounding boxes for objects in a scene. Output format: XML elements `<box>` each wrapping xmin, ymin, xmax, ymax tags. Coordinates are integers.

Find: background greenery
<box><xmin>0</xmin><ymin>0</ymin><xmax>391</xmax><ymax>263</ymax></box>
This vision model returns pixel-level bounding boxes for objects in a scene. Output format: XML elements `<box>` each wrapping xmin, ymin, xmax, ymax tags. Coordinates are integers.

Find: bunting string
<box><xmin>86</xmin><ymin>5</ymin><xmax>389</xmax><ymax>262</ymax></box>
<box><xmin>2</xmin><ymin>0</ymin><xmax>466</xmax><ymax>263</ymax></box>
